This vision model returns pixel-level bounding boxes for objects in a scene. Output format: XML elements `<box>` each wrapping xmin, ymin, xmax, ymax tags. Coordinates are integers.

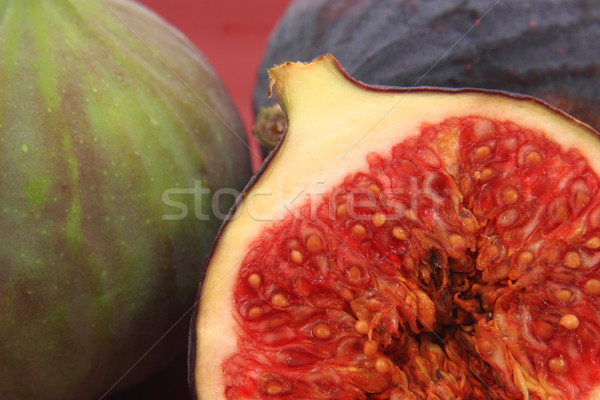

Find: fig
<box><xmin>0</xmin><ymin>1</ymin><xmax>251</xmax><ymax>399</ymax></box>
<box><xmin>192</xmin><ymin>55</ymin><xmax>600</xmax><ymax>399</ymax></box>
<box><xmin>253</xmin><ymin>0</ymin><xmax>600</xmax><ymax>150</ymax></box>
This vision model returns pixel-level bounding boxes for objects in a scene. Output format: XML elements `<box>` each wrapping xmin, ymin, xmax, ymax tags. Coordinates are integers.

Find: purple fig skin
<box><xmin>254</xmin><ymin>0</ymin><xmax>600</xmax><ymax>134</ymax></box>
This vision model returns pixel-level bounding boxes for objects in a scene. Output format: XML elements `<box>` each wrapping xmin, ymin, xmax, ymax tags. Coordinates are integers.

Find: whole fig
<box><xmin>0</xmin><ymin>1</ymin><xmax>252</xmax><ymax>399</ymax></box>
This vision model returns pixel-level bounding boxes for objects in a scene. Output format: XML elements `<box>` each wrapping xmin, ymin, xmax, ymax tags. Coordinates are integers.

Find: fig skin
<box><xmin>253</xmin><ymin>0</ymin><xmax>600</xmax><ymax>149</ymax></box>
<box><xmin>191</xmin><ymin>55</ymin><xmax>600</xmax><ymax>399</ymax></box>
<box><xmin>0</xmin><ymin>1</ymin><xmax>251</xmax><ymax>399</ymax></box>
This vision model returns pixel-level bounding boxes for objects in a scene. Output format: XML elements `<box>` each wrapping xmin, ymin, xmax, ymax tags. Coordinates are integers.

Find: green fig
<box><xmin>0</xmin><ymin>1</ymin><xmax>252</xmax><ymax>399</ymax></box>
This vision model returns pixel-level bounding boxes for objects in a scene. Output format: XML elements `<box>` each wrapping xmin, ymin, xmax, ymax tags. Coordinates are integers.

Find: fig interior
<box><xmin>226</xmin><ymin>116</ymin><xmax>600</xmax><ymax>399</ymax></box>
<box><xmin>194</xmin><ymin>56</ymin><xmax>600</xmax><ymax>400</ymax></box>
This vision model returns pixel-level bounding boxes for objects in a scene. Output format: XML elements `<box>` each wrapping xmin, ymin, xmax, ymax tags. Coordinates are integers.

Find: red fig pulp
<box><xmin>192</xmin><ymin>55</ymin><xmax>600</xmax><ymax>400</ymax></box>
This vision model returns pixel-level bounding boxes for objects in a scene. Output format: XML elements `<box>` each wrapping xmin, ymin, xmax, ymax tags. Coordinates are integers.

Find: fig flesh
<box><xmin>192</xmin><ymin>55</ymin><xmax>600</xmax><ymax>399</ymax></box>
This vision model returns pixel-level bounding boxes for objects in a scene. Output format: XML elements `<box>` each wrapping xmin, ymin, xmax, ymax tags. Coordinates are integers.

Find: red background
<box><xmin>107</xmin><ymin>1</ymin><xmax>292</xmax><ymax>399</ymax></box>
<box><xmin>140</xmin><ymin>0</ymin><xmax>293</xmax><ymax>171</ymax></box>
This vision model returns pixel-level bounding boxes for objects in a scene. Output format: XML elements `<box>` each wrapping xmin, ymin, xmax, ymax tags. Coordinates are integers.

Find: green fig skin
<box><xmin>0</xmin><ymin>1</ymin><xmax>252</xmax><ymax>399</ymax></box>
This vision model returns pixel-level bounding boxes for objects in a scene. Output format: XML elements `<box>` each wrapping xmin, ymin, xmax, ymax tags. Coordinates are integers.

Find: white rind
<box><xmin>194</xmin><ymin>54</ymin><xmax>600</xmax><ymax>400</ymax></box>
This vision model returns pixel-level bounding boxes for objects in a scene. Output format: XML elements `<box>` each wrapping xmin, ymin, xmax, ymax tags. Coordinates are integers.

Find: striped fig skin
<box><xmin>0</xmin><ymin>1</ymin><xmax>251</xmax><ymax>399</ymax></box>
<box><xmin>253</xmin><ymin>0</ymin><xmax>600</xmax><ymax>132</ymax></box>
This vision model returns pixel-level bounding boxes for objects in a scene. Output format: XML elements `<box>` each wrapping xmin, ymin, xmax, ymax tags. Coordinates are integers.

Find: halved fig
<box><xmin>191</xmin><ymin>55</ymin><xmax>600</xmax><ymax>400</ymax></box>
